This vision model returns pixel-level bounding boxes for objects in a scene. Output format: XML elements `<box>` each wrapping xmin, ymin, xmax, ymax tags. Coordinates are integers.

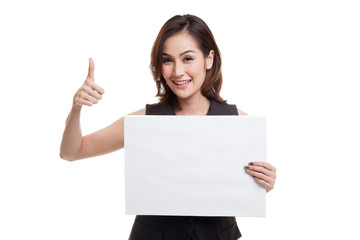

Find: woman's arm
<box><xmin>60</xmin><ymin>109</ymin><xmax>145</xmax><ymax>161</ymax></box>
<box><xmin>59</xmin><ymin>59</ymin><xmax>145</xmax><ymax>161</ymax></box>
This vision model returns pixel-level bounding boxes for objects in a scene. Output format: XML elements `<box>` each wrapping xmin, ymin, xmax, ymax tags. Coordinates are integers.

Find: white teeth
<box><xmin>174</xmin><ymin>80</ymin><xmax>191</xmax><ymax>85</ymax></box>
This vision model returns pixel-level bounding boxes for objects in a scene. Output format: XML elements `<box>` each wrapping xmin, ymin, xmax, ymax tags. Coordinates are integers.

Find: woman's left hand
<box><xmin>245</xmin><ymin>162</ymin><xmax>277</xmax><ymax>192</ymax></box>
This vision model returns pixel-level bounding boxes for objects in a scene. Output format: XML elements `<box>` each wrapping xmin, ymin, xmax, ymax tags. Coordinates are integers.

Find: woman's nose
<box><xmin>173</xmin><ymin>61</ymin><xmax>184</xmax><ymax>76</ymax></box>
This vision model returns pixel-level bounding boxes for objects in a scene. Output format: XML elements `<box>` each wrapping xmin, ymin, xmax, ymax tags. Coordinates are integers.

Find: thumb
<box><xmin>87</xmin><ymin>58</ymin><xmax>95</xmax><ymax>81</ymax></box>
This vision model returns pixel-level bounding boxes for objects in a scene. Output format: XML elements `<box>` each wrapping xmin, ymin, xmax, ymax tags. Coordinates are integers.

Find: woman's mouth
<box><xmin>173</xmin><ymin>80</ymin><xmax>192</xmax><ymax>88</ymax></box>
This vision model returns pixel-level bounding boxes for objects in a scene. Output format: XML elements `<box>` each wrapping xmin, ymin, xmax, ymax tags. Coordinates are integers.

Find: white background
<box><xmin>0</xmin><ymin>0</ymin><xmax>359</xmax><ymax>239</ymax></box>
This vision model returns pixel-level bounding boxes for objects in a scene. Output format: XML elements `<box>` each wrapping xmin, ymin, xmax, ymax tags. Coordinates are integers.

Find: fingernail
<box><xmin>245</xmin><ymin>169</ymin><xmax>250</xmax><ymax>174</ymax></box>
<box><xmin>249</xmin><ymin>162</ymin><xmax>254</xmax><ymax>165</ymax></box>
<box><xmin>244</xmin><ymin>166</ymin><xmax>249</xmax><ymax>169</ymax></box>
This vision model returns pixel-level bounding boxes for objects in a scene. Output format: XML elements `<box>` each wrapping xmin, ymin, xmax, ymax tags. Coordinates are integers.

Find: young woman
<box><xmin>60</xmin><ymin>14</ymin><xmax>277</xmax><ymax>240</ymax></box>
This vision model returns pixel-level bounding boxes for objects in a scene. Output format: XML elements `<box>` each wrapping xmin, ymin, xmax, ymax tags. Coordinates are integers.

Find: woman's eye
<box><xmin>162</xmin><ymin>58</ymin><xmax>172</xmax><ymax>63</ymax></box>
<box><xmin>184</xmin><ymin>57</ymin><xmax>193</xmax><ymax>62</ymax></box>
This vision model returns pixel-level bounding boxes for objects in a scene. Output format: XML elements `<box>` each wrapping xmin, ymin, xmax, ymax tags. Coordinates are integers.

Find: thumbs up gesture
<box><xmin>73</xmin><ymin>58</ymin><xmax>105</xmax><ymax>107</ymax></box>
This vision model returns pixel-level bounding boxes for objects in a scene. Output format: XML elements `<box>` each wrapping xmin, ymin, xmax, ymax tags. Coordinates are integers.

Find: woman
<box><xmin>60</xmin><ymin>14</ymin><xmax>276</xmax><ymax>240</ymax></box>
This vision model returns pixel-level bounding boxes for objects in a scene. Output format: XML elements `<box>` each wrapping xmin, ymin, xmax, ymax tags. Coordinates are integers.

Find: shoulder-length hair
<box><xmin>150</xmin><ymin>14</ymin><xmax>226</xmax><ymax>108</ymax></box>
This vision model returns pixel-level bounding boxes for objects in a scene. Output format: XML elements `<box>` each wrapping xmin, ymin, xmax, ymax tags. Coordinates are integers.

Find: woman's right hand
<box><xmin>73</xmin><ymin>58</ymin><xmax>105</xmax><ymax>107</ymax></box>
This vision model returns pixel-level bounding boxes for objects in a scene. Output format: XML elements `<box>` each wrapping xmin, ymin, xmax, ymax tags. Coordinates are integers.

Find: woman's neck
<box><xmin>175</xmin><ymin>94</ymin><xmax>210</xmax><ymax>115</ymax></box>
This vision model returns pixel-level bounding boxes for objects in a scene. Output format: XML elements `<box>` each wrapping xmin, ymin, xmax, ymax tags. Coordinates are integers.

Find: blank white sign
<box><xmin>124</xmin><ymin>116</ymin><xmax>266</xmax><ymax>217</ymax></box>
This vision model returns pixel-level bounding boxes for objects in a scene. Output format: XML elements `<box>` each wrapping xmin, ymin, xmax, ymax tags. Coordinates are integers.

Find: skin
<box><xmin>60</xmin><ymin>32</ymin><xmax>276</xmax><ymax>192</ymax></box>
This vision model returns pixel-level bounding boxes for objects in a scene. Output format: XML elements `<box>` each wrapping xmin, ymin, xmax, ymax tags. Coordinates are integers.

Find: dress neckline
<box><xmin>173</xmin><ymin>98</ymin><xmax>213</xmax><ymax>116</ymax></box>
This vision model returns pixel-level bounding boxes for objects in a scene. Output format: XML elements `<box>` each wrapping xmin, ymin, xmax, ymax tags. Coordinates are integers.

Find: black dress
<box><xmin>128</xmin><ymin>99</ymin><xmax>242</xmax><ymax>240</ymax></box>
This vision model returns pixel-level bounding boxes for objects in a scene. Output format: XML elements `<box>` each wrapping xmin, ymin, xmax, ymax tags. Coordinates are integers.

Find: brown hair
<box><xmin>150</xmin><ymin>14</ymin><xmax>226</xmax><ymax>108</ymax></box>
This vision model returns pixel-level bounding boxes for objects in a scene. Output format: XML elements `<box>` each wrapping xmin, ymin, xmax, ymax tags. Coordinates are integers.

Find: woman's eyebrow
<box><xmin>180</xmin><ymin>50</ymin><xmax>195</xmax><ymax>56</ymax></box>
<box><xmin>162</xmin><ymin>50</ymin><xmax>195</xmax><ymax>57</ymax></box>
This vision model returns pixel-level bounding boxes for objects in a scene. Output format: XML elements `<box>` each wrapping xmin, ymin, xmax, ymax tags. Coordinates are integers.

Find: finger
<box><xmin>247</xmin><ymin>165</ymin><xmax>276</xmax><ymax>179</ymax></box>
<box><xmin>87</xmin><ymin>58</ymin><xmax>95</xmax><ymax>80</ymax></box>
<box><xmin>253</xmin><ymin>177</ymin><xmax>273</xmax><ymax>192</ymax></box>
<box><xmin>83</xmin><ymin>85</ymin><xmax>103</xmax><ymax>100</ymax></box>
<box><xmin>78</xmin><ymin>91</ymin><xmax>99</xmax><ymax>105</ymax></box>
<box><xmin>81</xmin><ymin>91</ymin><xmax>99</xmax><ymax>104</ymax></box>
<box><xmin>250</xmin><ymin>161</ymin><xmax>276</xmax><ymax>173</ymax></box>
<box><xmin>89</xmin><ymin>81</ymin><xmax>105</xmax><ymax>95</ymax></box>
<box><xmin>245</xmin><ymin>168</ymin><xmax>274</xmax><ymax>185</ymax></box>
<box><xmin>83</xmin><ymin>78</ymin><xmax>105</xmax><ymax>96</ymax></box>
<box><xmin>75</xmin><ymin>95</ymin><xmax>93</xmax><ymax>106</ymax></box>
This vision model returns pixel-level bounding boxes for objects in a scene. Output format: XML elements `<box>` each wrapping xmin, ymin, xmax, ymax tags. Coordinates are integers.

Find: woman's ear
<box><xmin>206</xmin><ymin>50</ymin><xmax>215</xmax><ymax>70</ymax></box>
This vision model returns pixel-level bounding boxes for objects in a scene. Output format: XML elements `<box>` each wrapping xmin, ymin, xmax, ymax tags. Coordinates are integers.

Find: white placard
<box><xmin>124</xmin><ymin>116</ymin><xmax>266</xmax><ymax>217</ymax></box>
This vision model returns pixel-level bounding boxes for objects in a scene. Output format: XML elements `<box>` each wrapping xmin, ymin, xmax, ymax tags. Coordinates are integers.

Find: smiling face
<box><xmin>161</xmin><ymin>31</ymin><xmax>214</xmax><ymax>101</ymax></box>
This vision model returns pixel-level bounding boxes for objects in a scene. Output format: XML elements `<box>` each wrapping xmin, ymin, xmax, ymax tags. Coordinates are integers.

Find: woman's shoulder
<box><xmin>210</xmin><ymin>99</ymin><xmax>247</xmax><ymax>116</ymax></box>
<box><xmin>237</xmin><ymin>108</ymin><xmax>248</xmax><ymax>116</ymax></box>
<box><xmin>128</xmin><ymin>108</ymin><xmax>146</xmax><ymax>115</ymax></box>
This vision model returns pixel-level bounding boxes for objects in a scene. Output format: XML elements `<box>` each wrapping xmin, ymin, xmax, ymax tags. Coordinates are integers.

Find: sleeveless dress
<box><xmin>129</xmin><ymin>98</ymin><xmax>242</xmax><ymax>240</ymax></box>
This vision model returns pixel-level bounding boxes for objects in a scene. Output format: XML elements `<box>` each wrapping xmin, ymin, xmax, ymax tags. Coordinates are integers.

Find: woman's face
<box><xmin>161</xmin><ymin>31</ymin><xmax>214</xmax><ymax>101</ymax></box>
